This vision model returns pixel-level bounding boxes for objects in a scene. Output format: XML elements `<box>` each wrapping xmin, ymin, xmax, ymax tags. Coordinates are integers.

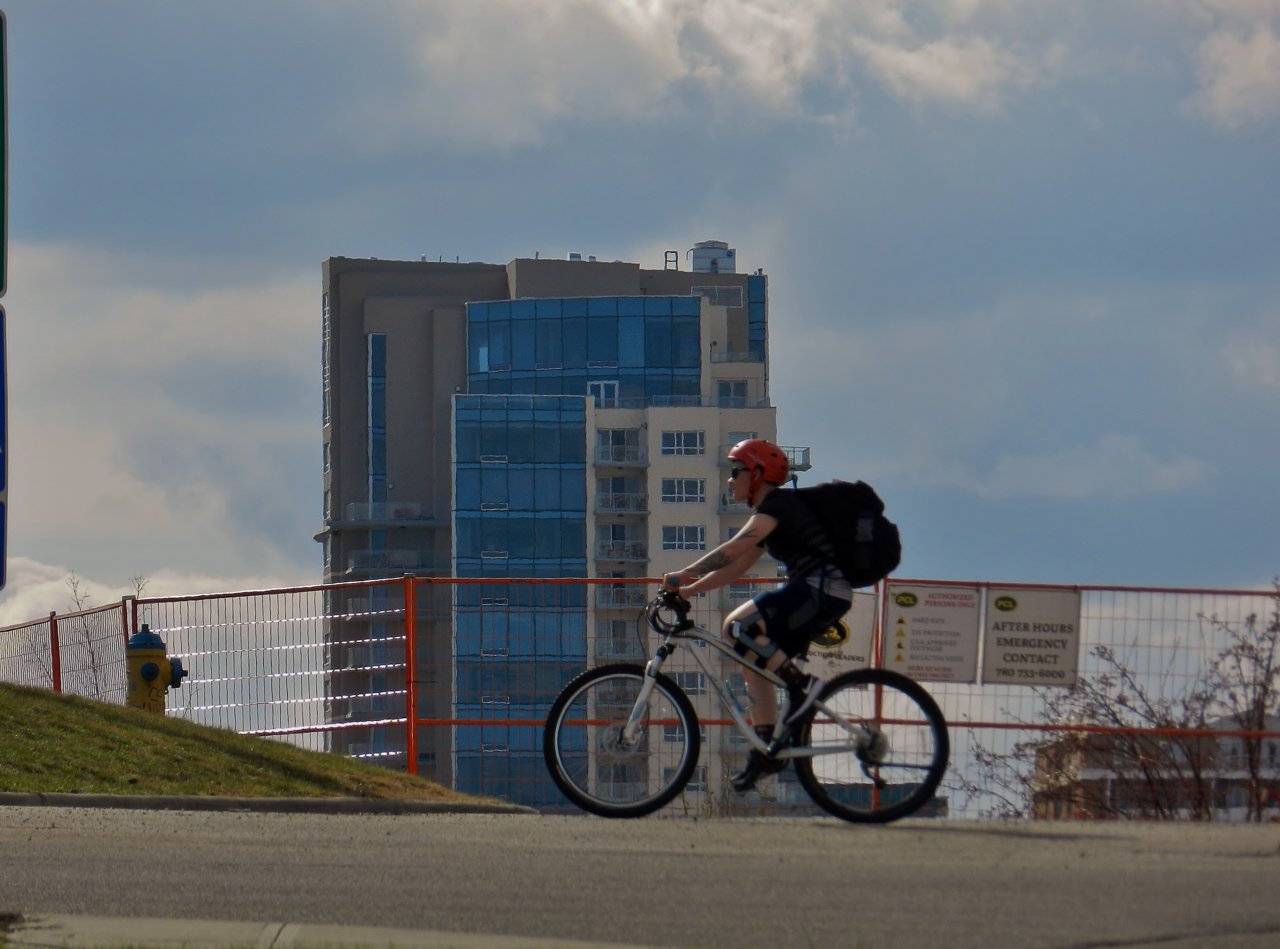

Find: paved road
<box><xmin>2</xmin><ymin>806</ymin><xmax>1280</xmax><ymax>948</ymax></box>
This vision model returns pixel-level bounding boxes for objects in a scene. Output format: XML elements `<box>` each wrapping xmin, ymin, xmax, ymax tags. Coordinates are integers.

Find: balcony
<box><xmin>594</xmin><ymin>638</ymin><xmax>645</xmax><ymax>661</ymax></box>
<box><xmin>595</xmin><ymin>446</ymin><xmax>648</xmax><ymax>467</ymax></box>
<box><xmin>594</xmin><ymin>396</ymin><xmax>773</xmax><ymax>411</ymax></box>
<box><xmin>345</xmin><ymin>549</ymin><xmax>447</xmax><ymax>575</ymax></box>
<box><xmin>318</xmin><ymin>502</ymin><xmax>450</xmax><ymax>541</ymax></box>
<box><xmin>348</xmin><ymin>501</ymin><xmax>448</xmax><ymax>522</ymax></box>
<box><xmin>596</xmin><ymin>587</ymin><xmax>650</xmax><ymax>610</ymax></box>
<box><xmin>595</xmin><ymin>541</ymin><xmax>647</xmax><ymax>563</ymax></box>
<box><xmin>596</xmin><ymin>492</ymin><xmax>647</xmax><ymax>515</ymax></box>
<box><xmin>718</xmin><ymin>494</ymin><xmax>752</xmax><ymax>515</ymax></box>
<box><xmin>330</xmin><ymin>596</ymin><xmax>405</xmax><ymax>623</ymax></box>
<box><xmin>718</xmin><ymin>445</ymin><xmax>811</xmax><ymax>471</ymax></box>
<box><xmin>720</xmin><ymin>583</ymin><xmax>767</xmax><ymax>610</ymax></box>
<box><xmin>709</xmin><ymin>349</ymin><xmax>765</xmax><ymax>364</ymax></box>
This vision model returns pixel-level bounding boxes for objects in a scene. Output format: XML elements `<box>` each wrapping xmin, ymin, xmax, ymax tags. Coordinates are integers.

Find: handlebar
<box><xmin>645</xmin><ymin>590</ymin><xmax>694</xmax><ymax>635</ymax></box>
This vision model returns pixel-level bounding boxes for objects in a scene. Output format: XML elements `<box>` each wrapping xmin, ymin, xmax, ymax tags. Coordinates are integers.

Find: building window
<box><xmin>596</xmin><ymin>428</ymin><xmax>643</xmax><ymax>464</ymax></box>
<box><xmin>669</xmin><ymin>671</ymin><xmax>706</xmax><ymax>694</ymax></box>
<box><xmin>322</xmin><ymin>295</ymin><xmax>332</xmax><ymax>424</ymax></box>
<box><xmin>589</xmin><ymin>380</ymin><xmax>619</xmax><ymax>408</ymax></box>
<box><xmin>662</xmin><ymin>526</ymin><xmax>705</xmax><ymax>551</ymax></box>
<box><xmin>663</xmin><ymin>723</ymin><xmax>707</xmax><ymax>743</ymax></box>
<box><xmin>662</xmin><ymin>765</ymin><xmax>708</xmax><ymax>793</ymax></box>
<box><xmin>596</xmin><ymin>476</ymin><xmax>644</xmax><ymax>513</ymax></box>
<box><xmin>661</xmin><ymin>431</ymin><xmax>705</xmax><ymax>456</ymax></box>
<box><xmin>661</xmin><ymin>479</ymin><xmax>705</xmax><ymax>503</ymax></box>
<box><xmin>717</xmin><ymin>379</ymin><xmax>748</xmax><ymax>408</ymax></box>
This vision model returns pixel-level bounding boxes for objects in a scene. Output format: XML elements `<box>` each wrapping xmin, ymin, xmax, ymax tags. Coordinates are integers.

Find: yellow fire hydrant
<box><xmin>125</xmin><ymin>625</ymin><xmax>188</xmax><ymax>714</ymax></box>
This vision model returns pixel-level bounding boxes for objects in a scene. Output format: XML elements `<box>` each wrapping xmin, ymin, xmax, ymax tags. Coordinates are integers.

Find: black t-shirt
<box><xmin>754</xmin><ymin>489</ymin><xmax>838</xmax><ymax>579</ymax></box>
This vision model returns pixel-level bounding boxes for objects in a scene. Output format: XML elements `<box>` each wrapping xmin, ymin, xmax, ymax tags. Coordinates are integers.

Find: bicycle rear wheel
<box><xmin>543</xmin><ymin>664</ymin><xmax>701</xmax><ymax>818</ymax></box>
<box><xmin>793</xmin><ymin>668</ymin><xmax>948</xmax><ymax>823</ymax></box>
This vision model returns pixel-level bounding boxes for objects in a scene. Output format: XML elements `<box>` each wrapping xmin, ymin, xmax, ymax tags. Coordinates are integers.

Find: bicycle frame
<box><xmin>622</xmin><ymin>617</ymin><xmax>871</xmax><ymax>763</ymax></box>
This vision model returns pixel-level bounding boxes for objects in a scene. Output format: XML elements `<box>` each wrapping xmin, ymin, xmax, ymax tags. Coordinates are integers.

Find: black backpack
<box><xmin>793</xmin><ymin>480</ymin><xmax>901</xmax><ymax>588</ymax></box>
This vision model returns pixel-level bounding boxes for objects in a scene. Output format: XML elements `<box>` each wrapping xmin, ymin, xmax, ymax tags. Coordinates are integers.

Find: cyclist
<box><xmin>662</xmin><ymin>438</ymin><xmax>853</xmax><ymax>792</ymax></box>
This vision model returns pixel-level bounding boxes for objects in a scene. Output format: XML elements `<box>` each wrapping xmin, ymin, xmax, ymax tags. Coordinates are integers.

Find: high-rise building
<box><xmin>318</xmin><ymin>241</ymin><xmax>810</xmax><ymax>808</ymax></box>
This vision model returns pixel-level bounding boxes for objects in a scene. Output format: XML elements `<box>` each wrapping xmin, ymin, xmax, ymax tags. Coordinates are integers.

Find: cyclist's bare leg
<box><xmin>722</xmin><ymin>602</ymin><xmax>790</xmax><ymax>732</ymax></box>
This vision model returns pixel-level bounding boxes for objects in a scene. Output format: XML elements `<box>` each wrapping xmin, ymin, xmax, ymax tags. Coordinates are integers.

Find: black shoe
<box><xmin>730</xmin><ymin>749</ymin><xmax>788</xmax><ymax>793</ymax></box>
<box><xmin>768</xmin><ymin>674</ymin><xmax>824</xmax><ymax>750</ymax></box>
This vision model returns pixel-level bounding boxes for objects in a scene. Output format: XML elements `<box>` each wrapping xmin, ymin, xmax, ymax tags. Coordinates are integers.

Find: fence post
<box><xmin>121</xmin><ymin>595</ymin><xmax>135</xmax><ymax>641</ymax></box>
<box><xmin>403</xmin><ymin>574</ymin><xmax>418</xmax><ymax>776</ymax></box>
<box><xmin>48</xmin><ymin>612</ymin><xmax>62</xmax><ymax>693</ymax></box>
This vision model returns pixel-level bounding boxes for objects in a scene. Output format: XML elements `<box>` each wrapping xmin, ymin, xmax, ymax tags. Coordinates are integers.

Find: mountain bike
<box><xmin>543</xmin><ymin>591</ymin><xmax>949</xmax><ymax>823</ymax></box>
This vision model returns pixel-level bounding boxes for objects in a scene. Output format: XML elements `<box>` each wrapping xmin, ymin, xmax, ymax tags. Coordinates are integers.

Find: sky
<box><xmin>0</xmin><ymin>0</ymin><xmax>1277</xmax><ymax>623</ymax></box>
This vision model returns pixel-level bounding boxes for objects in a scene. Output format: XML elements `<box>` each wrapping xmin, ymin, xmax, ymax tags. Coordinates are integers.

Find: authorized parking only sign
<box><xmin>882</xmin><ymin>583</ymin><xmax>981</xmax><ymax>684</ymax></box>
<box><xmin>981</xmin><ymin>587</ymin><xmax>1082</xmax><ymax>687</ymax></box>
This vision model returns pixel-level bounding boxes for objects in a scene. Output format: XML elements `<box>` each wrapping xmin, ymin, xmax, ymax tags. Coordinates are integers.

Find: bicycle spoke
<box><xmin>794</xmin><ymin>669</ymin><xmax>948</xmax><ymax>823</ymax></box>
<box><xmin>544</xmin><ymin>664</ymin><xmax>701</xmax><ymax>818</ymax></box>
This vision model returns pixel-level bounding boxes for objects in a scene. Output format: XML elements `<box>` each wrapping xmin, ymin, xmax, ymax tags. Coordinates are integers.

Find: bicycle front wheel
<box><xmin>543</xmin><ymin>664</ymin><xmax>701</xmax><ymax>818</ymax></box>
<box><xmin>793</xmin><ymin>668</ymin><xmax>949</xmax><ymax>824</ymax></box>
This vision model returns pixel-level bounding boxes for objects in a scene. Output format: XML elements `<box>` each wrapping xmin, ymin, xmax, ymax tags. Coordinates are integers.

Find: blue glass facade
<box><xmin>453</xmin><ymin>394</ymin><xmax>588</xmax><ymax>806</ymax></box>
<box><xmin>466</xmin><ymin>296</ymin><xmax>701</xmax><ymax>406</ymax></box>
<box><xmin>453</xmin><ymin>296</ymin><xmax>713</xmax><ymax>806</ymax></box>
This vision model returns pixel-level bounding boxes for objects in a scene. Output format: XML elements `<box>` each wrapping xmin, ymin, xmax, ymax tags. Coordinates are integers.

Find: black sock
<box><xmin>776</xmin><ymin>660</ymin><xmax>808</xmax><ymax>688</ymax></box>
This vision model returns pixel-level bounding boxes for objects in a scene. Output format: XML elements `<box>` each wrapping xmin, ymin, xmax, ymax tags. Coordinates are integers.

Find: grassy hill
<box><xmin>0</xmin><ymin>682</ymin><xmax>493</xmax><ymax>803</ymax></box>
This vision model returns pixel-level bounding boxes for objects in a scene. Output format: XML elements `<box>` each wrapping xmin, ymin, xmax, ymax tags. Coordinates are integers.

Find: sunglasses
<box><xmin>729</xmin><ymin>467</ymin><xmax>749</xmax><ymax>480</ymax></box>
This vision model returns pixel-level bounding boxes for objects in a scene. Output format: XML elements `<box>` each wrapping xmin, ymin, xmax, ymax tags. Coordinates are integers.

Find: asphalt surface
<box><xmin>2</xmin><ymin>793</ymin><xmax>545</xmax><ymax>948</ymax></box>
<box><xmin>2</xmin><ymin>795</ymin><xmax>1280</xmax><ymax>949</ymax></box>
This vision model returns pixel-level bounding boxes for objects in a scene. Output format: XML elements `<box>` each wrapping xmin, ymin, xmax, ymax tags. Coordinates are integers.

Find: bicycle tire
<box><xmin>543</xmin><ymin>663</ymin><xmax>701</xmax><ymax>818</ymax></box>
<box><xmin>793</xmin><ymin>668</ymin><xmax>948</xmax><ymax>823</ymax></box>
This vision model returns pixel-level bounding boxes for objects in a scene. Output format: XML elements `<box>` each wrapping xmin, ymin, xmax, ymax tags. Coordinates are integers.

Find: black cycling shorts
<box><xmin>751</xmin><ymin>576</ymin><xmax>851</xmax><ymax>658</ymax></box>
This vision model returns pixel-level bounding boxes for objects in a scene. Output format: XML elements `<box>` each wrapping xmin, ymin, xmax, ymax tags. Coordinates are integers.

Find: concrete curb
<box><xmin>0</xmin><ymin>792</ymin><xmax>537</xmax><ymax>816</ymax></box>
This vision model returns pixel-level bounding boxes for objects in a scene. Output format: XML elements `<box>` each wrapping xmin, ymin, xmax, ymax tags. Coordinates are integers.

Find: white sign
<box><xmin>806</xmin><ymin>590</ymin><xmax>877</xmax><ymax>677</ymax></box>
<box><xmin>882</xmin><ymin>584</ymin><xmax>981</xmax><ymax>683</ymax></box>
<box><xmin>981</xmin><ymin>587</ymin><xmax>1082</xmax><ymax>687</ymax></box>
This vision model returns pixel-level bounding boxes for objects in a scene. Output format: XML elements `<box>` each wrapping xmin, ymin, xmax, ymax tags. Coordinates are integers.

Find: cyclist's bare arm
<box><xmin>664</xmin><ymin>513</ymin><xmax>776</xmax><ymax>595</ymax></box>
<box><xmin>679</xmin><ymin>546</ymin><xmax>766</xmax><ymax>597</ymax></box>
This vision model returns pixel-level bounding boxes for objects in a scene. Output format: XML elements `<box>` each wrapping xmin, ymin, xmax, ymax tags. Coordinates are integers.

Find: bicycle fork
<box><xmin>619</xmin><ymin>643</ymin><xmax>673</xmax><ymax>745</ymax></box>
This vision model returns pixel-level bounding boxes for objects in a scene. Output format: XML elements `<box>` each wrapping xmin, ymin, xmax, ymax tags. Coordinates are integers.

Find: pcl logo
<box><xmin>994</xmin><ymin>595</ymin><xmax>1018</xmax><ymax>612</ymax></box>
<box><xmin>894</xmin><ymin>591</ymin><xmax>918</xmax><ymax>608</ymax></box>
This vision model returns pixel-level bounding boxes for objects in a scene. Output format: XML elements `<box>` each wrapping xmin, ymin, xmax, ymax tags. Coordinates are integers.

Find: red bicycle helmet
<box><xmin>727</xmin><ymin>438</ymin><xmax>790</xmax><ymax>488</ymax></box>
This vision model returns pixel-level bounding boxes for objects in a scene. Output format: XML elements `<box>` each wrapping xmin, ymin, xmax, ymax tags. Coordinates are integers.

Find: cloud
<box><xmin>0</xmin><ymin>556</ymin><xmax>313</xmax><ymax>629</ymax></box>
<box><xmin>1185</xmin><ymin>2</ymin><xmax>1280</xmax><ymax>127</ymax></box>
<box><xmin>362</xmin><ymin>0</ymin><xmax>1059</xmax><ymax>149</ymax></box>
<box><xmin>5</xmin><ymin>243</ymin><xmax>320</xmax><ymax>586</ymax></box>
<box><xmin>764</xmin><ymin>277</ymin><xmax>1252</xmax><ymax>508</ymax></box>
<box><xmin>970</xmin><ymin>434</ymin><xmax>1215</xmax><ymax>500</ymax></box>
<box><xmin>769</xmin><ymin>302</ymin><xmax>1037</xmax><ymax>474</ymax></box>
<box><xmin>1222</xmin><ymin>312</ymin><xmax>1280</xmax><ymax>392</ymax></box>
<box><xmin>848</xmin><ymin>33</ymin><xmax>1036</xmax><ymax>111</ymax></box>
<box><xmin>361</xmin><ymin>0</ymin><xmax>690</xmax><ymax>149</ymax></box>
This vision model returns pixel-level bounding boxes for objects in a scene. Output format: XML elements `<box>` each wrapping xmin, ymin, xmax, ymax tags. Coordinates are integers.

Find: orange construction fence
<box><xmin>2</xmin><ymin>577</ymin><xmax>1277</xmax><ymax>819</ymax></box>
